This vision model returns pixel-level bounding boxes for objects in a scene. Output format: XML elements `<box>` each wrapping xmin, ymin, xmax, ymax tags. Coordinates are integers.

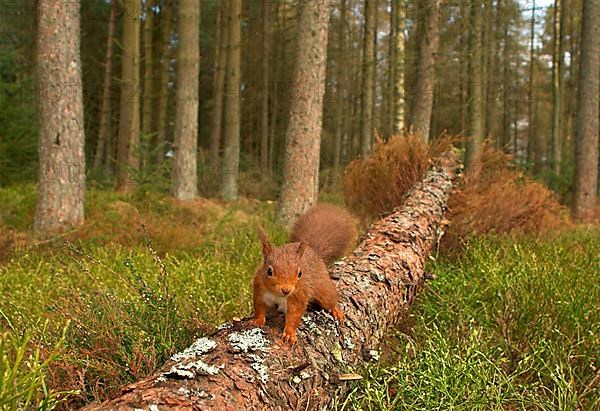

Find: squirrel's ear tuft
<box><xmin>297</xmin><ymin>241</ymin><xmax>307</xmax><ymax>258</ymax></box>
<box><xmin>257</xmin><ymin>225</ymin><xmax>272</xmax><ymax>261</ymax></box>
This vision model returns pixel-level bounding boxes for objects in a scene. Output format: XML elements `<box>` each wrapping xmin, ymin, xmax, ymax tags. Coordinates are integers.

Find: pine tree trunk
<box><xmin>209</xmin><ymin>3</ymin><xmax>227</xmax><ymax>165</ymax></box>
<box><xmin>409</xmin><ymin>0</ymin><xmax>440</xmax><ymax>143</ymax></box>
<box><xmin>333</xmin><ymin>0</ymin><xmax>347</xmax><ymax>172</ymax></box>
<box><xmin>172</xmin><ymin>0</ymin><xmax>200</xmax><ymax>200</ymax></box>
<box><xmin>360</xmin><ymin>0</ymin><xmax>376</xmax><ymax>157</ymax></box>
<box><xmin>275</xmin><ymin>0</ymin><xmax>331</xmax><ymax>227</ymax></box>
<box><xmin>94</xmin><ymin>0</ymin><xmax>116</xmax><ymax>171</ymax></box>
<box><xmin>573</xmin><ymin>0</ymin><xmax>599</xmax><ymax>222</ymax></box>
<box><xmin>156</xmin><ymin>0</ymin><xmax>174</xmax><ymax>163</ymax></box>
<box><xmin>551</xmin><ymin>0</ymin><xmax>562</xmax><ymax>178</ymax></box>
<box><xmin>84</xmin><ymin>154</ymin><xmax>458</xmax><ymax>411</ymax></box>
<box><xmin>221</xmin><ymin>0</ymin><xmax>242</xmax><ymax>201</ymax></box>
<box><xmin>526</xmin><ymin>0</ymin><xmax>536</xmax><ymax>167</ymax></box>
<box><xmin>116</xmin><ymin>0</ymin><xmax>141</xmax><ymax>191</ymax></box>
<box><xmin>465</xmin><ymin>0</ymin><xmax>483</xmax><ymax>167</ymax></box>
<box><xmin>260</xmin><ymin>0</ymin><xmax>270</xmax><ymax>175</ymax></box>
<box><xmin>35</xmin><ymin>0</ymin><xmax>85</xmax><ymax>233</ymax></box>
<box><xmin>142</xmin><ymin>0</ymin><xmax>155</xmax><ymax>147</ymax></box>
<box><xmin>393</xmin><ymin>0</ymin><xmax>406</xmax><ymax>134</ymax></box>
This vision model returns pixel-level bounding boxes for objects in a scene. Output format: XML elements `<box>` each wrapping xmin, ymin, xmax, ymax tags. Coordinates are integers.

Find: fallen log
<box><xmin>85</xmin><ymin>155</ymin><xmax>458</xmax><ymax>411</ymax></box>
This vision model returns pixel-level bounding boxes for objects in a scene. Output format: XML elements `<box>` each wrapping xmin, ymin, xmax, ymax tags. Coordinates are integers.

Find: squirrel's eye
<box><xmin>298</xmin><ymin>270</ymin><xmax>302</xmax><ymax>278</ymax></box>
<box><xmin>266</xmin><ymin>267</ymin><xmax>273</xmax><ymax>276</ymax></box>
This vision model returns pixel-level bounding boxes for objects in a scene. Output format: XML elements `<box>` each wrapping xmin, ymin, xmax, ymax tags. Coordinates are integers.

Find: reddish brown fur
<box><xmin>251</xmin><ymin>205</ymin><xmax>356</xmax><ymax>344</ymax></box>
<box><xmin>290</xmin><ymin>204</ymin><xmax>357</xmax><ymax>265</ymax></box>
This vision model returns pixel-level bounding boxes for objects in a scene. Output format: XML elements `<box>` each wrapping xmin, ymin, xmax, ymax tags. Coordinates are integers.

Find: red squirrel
<box><xmin>250</xmin><ymin>204</ymin><xmax>357</xmax><ymax>344</ymax></box>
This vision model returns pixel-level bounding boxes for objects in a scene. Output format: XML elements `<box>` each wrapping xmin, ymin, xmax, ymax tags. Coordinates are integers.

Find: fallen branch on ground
<box><xmin>85</xmin><ymin>154</ymin><xmax>458</xmax><ymax>411</ymax></box>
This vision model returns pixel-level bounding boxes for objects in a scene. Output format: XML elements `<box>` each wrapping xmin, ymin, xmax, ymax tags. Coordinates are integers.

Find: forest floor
<box><xmin>0</xmin><ymin>185</ymin><xmax>598</xmax><ymax>410</ymax></box>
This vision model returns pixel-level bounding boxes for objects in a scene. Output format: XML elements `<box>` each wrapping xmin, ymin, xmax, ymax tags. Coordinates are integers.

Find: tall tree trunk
<box><xmin>84</xmin><ymin>154</ymin><xmax>458</xmax><ymax>411</ymax></box>
<box><xmin>142</xmin><ymin>0</ymin><xmax>155</xmax><ymax>151</ymax></box>
<box><xmin>526</xmin><ymin>0</ymin><xmax>536</xmax><ymax>167</ymax></box>
<box><xmin>94</xmin><ymin>0</ymin><xmax>116</xmax><ymax>170</ymax></box>
<box><xmin>116</xmin><ymin>0</ymin><xmax>141</xmax><ymax>191</ymax></box>
<box><xmin>35</xmin><ymin>0</ymin><xmax>85</xmax><ymax>232</ymax></box>
<box><xmin>276</xmin><ymin>0</ymin><xmax>331</xmax><ymax>227</ymax></box>
<box><xmin>573</xmin><ymin>0</ymin><xmax>599</xmax><ymax>222</ymax></box>
<box><xmin>394</xmin><ymin>0</ymin><xmax>406</xmax><ymax>134</ymax></box>
<box><xmin>221</xmin><ymin>0</ymin><xmax>242</xmax><ymax>201</ymax></box>
<box><xmin>409</xmin><ymin>0</ymin><xmax>440</xmax><ymax>143</ymax></box>
<box><xmin>551</xmin><ymin>0</ymin><xmax>562</xmax><ymax>178</ymax></box>
<box><xmin>172</xmin><ymin>0</ymin><xmax>200</xmax><ymax>200</ymax></box>
<box><xmin>156</xmin><ymin>0</ymin><xmax>174</xmax><ymax>163</ymax></box>
<box><xmin>360</xmin><ymin>0</ymin><xmax>376</xmax><ymax>157</ymax></box>
<box><xmin>260</xmin><ymin>0</ymin><xmax>270</xmax><ymax>175</ymax></box>
<box><xmin>209</xmin><ymin>3</ymin><xmax>228</xmax><ymax>165</ymax></box>
<box><xmin>333</xmin><ymin>0</ymin><xmax>347</xmax><ymax>172</ymax></box>
<box><xmin>465</xmin><ymin>0</ymin><xmax>483</xmax><ymax>167</ymax></box>
<box><xmin>501</xmin><ymin>0</ymin><xmax>512</xmax><ymax>153</ymax></box>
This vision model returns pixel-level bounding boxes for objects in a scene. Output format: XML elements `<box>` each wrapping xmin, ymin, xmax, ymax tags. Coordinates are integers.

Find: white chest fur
<box><xmin>263</xmin><ymin>291</ymin><xmax>287</xmax><ymax>313</ymax></box>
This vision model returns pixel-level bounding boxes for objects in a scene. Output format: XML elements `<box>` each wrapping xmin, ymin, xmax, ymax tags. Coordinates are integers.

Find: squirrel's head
<box><xmin>257</xmin><ymin>225</ymin><xmax>306</xmax><ymax>297</ymax></box>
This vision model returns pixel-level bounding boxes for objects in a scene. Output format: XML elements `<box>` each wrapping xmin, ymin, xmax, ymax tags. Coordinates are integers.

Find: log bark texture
<box><xmin>86</xmin><ymin>155</ymin><xmax>458</xmax><ymax>410</ymax></box>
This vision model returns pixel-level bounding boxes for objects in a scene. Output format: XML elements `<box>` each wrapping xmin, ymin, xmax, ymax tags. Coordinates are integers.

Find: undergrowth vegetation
<box><xmin>338</xmin><ymin>230</ymin><xmax>599</xmax><ymax>410</ymax></box>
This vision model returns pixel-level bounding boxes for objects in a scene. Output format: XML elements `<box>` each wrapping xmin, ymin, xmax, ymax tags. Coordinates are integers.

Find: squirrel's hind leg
<box><xmin>314</xmin><ymin>279</ymin><xmax>345</xmax><ymax>323</ymax></box>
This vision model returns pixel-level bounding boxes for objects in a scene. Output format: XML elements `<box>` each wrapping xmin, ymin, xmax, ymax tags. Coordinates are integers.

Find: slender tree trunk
<box><xmin>360</xmin><ymin>0</ymin><xmax>376</xmax><ymax>157</ymax></box>
<box><xmin>501</xmin><ymin>0</ymin><xmax>512</xmax><ymax>153</ymax></box>
<box><xmin>526</xmin><ymin>0</ymin><xmax>536</xmax><ymax>167</ymax></box>
<box><xmin>221</xmin><ymin>0</ymin><xmax>242</xmax><ymax>201</ymax></box>
<box><xmin>333</xmin><ymin>0</ymin><xmax>347</xmax><ymax>172</ymax></box>
<box><xmin>142</xmin><ymin>0</ymin><xmax>155</xmax><ymax>151</ymax></box>
<box><xmin>116</xmin><ymin>0</ymin><xmax>141</xmax><ymax>191</ymax></box>
<box><xmin>409</xmin><ymin>0</ymin><xmax>440</xmax><ymax>143</ymax></box>
<box><xmin>551</xmin><ymin>0</ymin><xmax>562</xmax><ymax>178</ymax></box>
<box><xmin>573</xmin><ymin>0</ymin><xmax>599</xmax><ymax>222</ymax></box>
<box><xmin>35</xmin><ymin>0</ymin><xmax>85</xmax><ymax>232</ymax></box>
<box><xmin>465</xmin><ymin>0</ymin><xmax>483</xmax><ymax>167</ymax></box>
<box><xmin>260</xmin><ymin>0</ymin><xmax>270</xmax><ymax>175</ymax></box>
<box><xmin>209</xmin><ymin>3</ymin><xmax>228</xmax><ymax>165</ymax></box>
<box><xmin>172</xmin><ymin>0</ymin><xmax>200</xmax><ymax>200</ymax></box>
<box><xmin>94</xmin><ymin>0</ymin><xmax>116</xmax><ymax>171</ymax></box>
<box><xmin>156</xmin><ymin>0</ymin><xmax>174</xmax><ymax>163</ymax></box>
<box><xmin>85</xmin><ymin>154</ymin><xmax>458</xmax><ymax>411</ymax></box>
<box><xmin>394</xmin><ymin>0</ymin><xmax>406</xmax><ymax>134</ymax></box>
<box><xmin>276</xmin><ymin>0</ymin><xmax>331</xmax><ymax>227</ymax></box>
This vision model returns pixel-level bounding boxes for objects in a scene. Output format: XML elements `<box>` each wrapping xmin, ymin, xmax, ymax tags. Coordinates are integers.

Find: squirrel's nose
<box><xmin>281</xmin><ymin>287</ymin><xmax>292</xmax><ymax>295</ymax></box>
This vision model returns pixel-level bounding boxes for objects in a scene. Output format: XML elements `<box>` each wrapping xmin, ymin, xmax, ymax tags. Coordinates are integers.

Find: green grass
<box><xmin>336</xmin><ymin>230</ymin><xmax>599</xmax><ymax>410</ymax></box>
<box><xmin>1</xmin><ymin>187</ymin><xmax>598</xmax><ymax>409</ymax></box>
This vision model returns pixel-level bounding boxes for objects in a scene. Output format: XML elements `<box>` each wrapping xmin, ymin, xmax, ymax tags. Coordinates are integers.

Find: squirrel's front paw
<box><xmin>281</xmin><ymin>329</ymin><xmax>297</xmax><ymax>345</ymax></box>
<box><xmin>249</xmin><ymin>316</ymin><xmax>266</xmax><ymax>327</ymax></box>
<box><xmin>331</xmin><ymin>306</ymin><xmax>345</xmax><ymax>323</ymax></box>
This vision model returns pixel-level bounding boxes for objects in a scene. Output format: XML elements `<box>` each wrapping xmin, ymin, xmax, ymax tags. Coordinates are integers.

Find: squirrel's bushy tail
<box><xmin>290</xmin><ymin>204</ymin><xmax>357</xmax><ymax>264</ymax></box>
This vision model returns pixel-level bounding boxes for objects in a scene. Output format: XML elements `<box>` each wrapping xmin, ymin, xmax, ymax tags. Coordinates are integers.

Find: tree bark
<box><xmin>409</xmin><ymin>0</ymin><xmax>440</xmax><ymax>143</ymax></box>
<box><xmin>221</xmin><ymin>0</ymin><xmax>242</xmax><ymax>201</ymax></box>
<box><xmin>573</xmin><ymin>0</ymin><xmax>599</xmax><ymax>222</ymax></box>
<box><xmin>260</xmin><ymin>0</ymin><xmax>270</xmax><ymax>175</ymax></box>
<box><xmin>35</xmin><ymin>0</ymin><xmax>86</xmax><ymax>233</ymax></box>
<box><xmin>142</xmin><ymin>0</ymin><xmax>155</xmax><ymax>147</ymax></box>
<box><xmin>94</xmin><ymin>0</ymin><xmax>116</xmax><ymax>171</ymax></box>
<box><xmin>550</xmin><ymin>0</ymin><xmax>562</xmax><ymax>179</ymax></box>
<box><xmin>465</xmin><ymin>0</ymin><xmax>483</xmax><ymax>167</ymax></box>
<box><xmin>360</xmin><ymin>0</ymin><xmax>376</xmax><ymax>157</ymax></box>
<box><xmin>85</xmin><ymin>153</ymin><xmax>458</xmax><ymax>411</ymax></box>
<box><xmin>116</xmin><ymin>0</ymin><xmax>141</xmax><ymax>191</ymax></box>
<box><xmin>209</xmin><ymin>2</ymin><xmax>228</xmax><ymax>166</ymax></box>
<box><xmin>526</xmin><ymin>0</ymin><xmax>536</xmax><ymax>168</ymax></box>
<box><xmin>275</xmin><ymin>0</ymin><xmax>331</xmax><ymax>227</ymax></box>
<box><xmin>394</xmin><ymin>0</ymin><xmax>406</xmax><ymax>134</ymax></box>
<box><xmin>156</xmin><ymin>0</ymin><xmax>174</xmax><ymax>163</ymax></box>
<box><xmin>172</xmin><ymin>0</ymin><xmax>200</xmax><ymax>200</ymax></box>
<box><xmin>333</xmin><ymin>0</ymin><xmax>347</xmax><ymax>173</ymax></box>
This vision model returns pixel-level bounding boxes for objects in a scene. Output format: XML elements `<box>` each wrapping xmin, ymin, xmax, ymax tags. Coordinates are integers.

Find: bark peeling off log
<box><xmin>85</xmin><ymin>156</ymin><xmax>458</xmax><ymax>411</ymax></box>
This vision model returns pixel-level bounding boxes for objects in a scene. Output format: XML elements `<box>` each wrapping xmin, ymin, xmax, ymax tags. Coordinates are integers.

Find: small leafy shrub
<box><xmin>442</xmin><ymin>144</ymin><xmax>571</xmax><ymax>252</ymax></box>
<box><xmin>343</xmin><ymin>133</ymin><xmax>456</xmax><ymax>221</ymax></box>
